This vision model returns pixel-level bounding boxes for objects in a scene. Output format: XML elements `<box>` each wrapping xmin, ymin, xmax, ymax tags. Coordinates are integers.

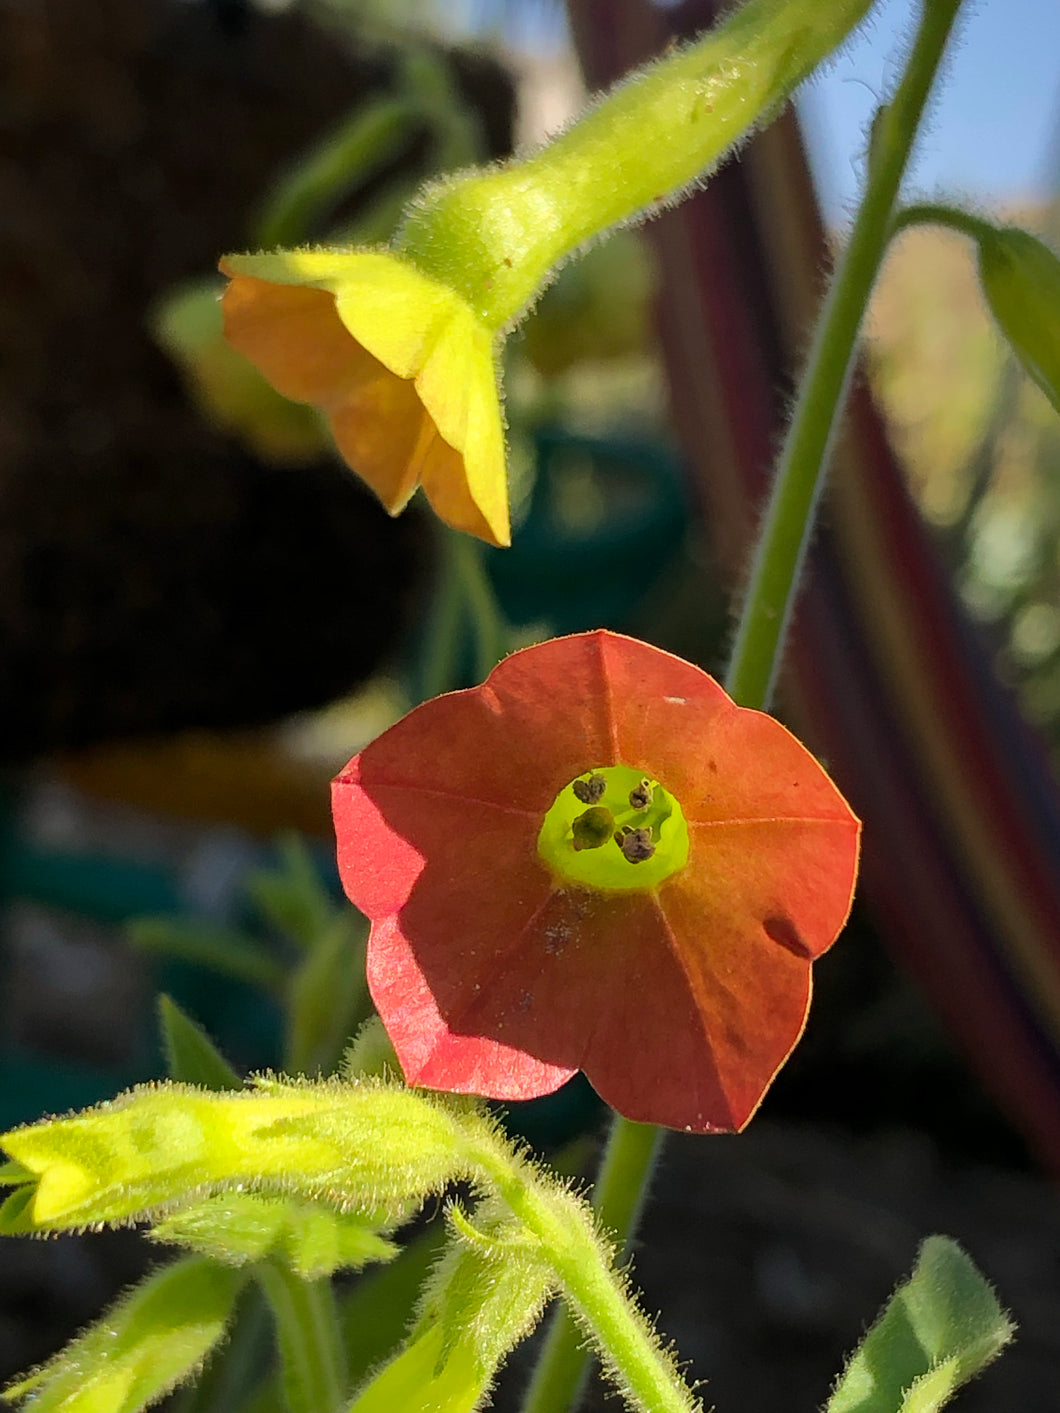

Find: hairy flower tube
<box><xmin>333</xmin><ymin>632</ymin><xmax>860</xmax><ymax>1133</ymax></box>
<box><xmin>221</xmin><ymin>0</ymin><xmax>871</xmax><ymax>545</ymax></box>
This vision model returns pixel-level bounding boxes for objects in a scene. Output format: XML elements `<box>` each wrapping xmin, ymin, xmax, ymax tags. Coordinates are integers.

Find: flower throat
<box><xmin>537</xmin><ymin>765</ymin><xmax>689</xmax><ymax>893</ymax></box>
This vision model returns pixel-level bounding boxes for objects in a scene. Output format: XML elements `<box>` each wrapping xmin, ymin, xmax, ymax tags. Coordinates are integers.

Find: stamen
<box><xmin>629</xmin><ymin>779</ymin><xmax>654</xmax><ymax>810</ymax></box>
<box><xmin>617</xmin><ymin>826</ymin><xmax>655</xmax><ymax>864</ymax></box>
<box><xmin>572</xmin><ymin>774</ymin><xmax>607</xmax><ymax>805</ymax></box>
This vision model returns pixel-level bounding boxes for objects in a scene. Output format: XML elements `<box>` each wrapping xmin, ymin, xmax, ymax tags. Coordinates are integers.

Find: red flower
<box><xmin>332</xmin><ymin>632</ymin><xmax>860</xmax><ymax>1133</ymax></box>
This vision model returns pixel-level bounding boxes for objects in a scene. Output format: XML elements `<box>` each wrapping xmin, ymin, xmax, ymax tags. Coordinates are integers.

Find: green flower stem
<box><xmin>890</xmin><ymin>201</ymin><xmax>996</xmax><ymax>244</ymax></box>
<box><xmin>399</xmin><ymin>0</ymin><xmax>872</xmax><ymax>328</ymax></box>
<box><xmin>523</xmin><ymin>3</ymin><xmax>964</xmax><ymax>1410</ymax></box>
<box><xmin>450</xmin><ymin>533</ymin><xmax>509</xmax><ymax>683</ymax></box>
<box><xmin>253</xmin><ymin>100</ymin><xmax>417</xmax><ymax>250</ymax></box>
<box><xmin>521</xmin><ymin>1121</ymin><xmax>663</xmax><ymax>1413</ymax></box>
<box><xmin>256</xmin><ymin>1261</ymin><xmax>347</xmax><ymax>1413</ymax></box>
<box><xmin>420</xmin><ymin>531</ymin><xmax>509</xmax><ymax>701</ymax></box>
<box><xmin>419</xmin><ymin>532</ymin><xmax>466</xmax><ymax>701</ymax></box>
<box><xmin>726</xmin><ymin>0</ymin><xmax>965</xmax><ymax>710</ymax></box>
<box><xmin>473</xmin><ymin>1142</ymin><xmax>696</xmax><ymax>1413</ymax></box>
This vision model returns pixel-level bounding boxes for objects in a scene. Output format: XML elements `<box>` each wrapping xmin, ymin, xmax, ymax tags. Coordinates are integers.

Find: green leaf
<box><xmin>347</xmin><ymin>1203</ymin><xmax>554</xmax><ymax>1413</ymax></box>
<box><xmin>0</xmin><ymin>1078</ymin><xmax>484</xmax><ymax>1233</ymax></box>
<box><xmin>129</xmin><ymin>919</ymin><xmax>285</xmax><ymax>992</ymax></box>
<box><xmin>977</xmin><ymin>225</ymin><xmax>1060</xmax><ymax>414</ymax></box>
<box><xmin>0</xmin><ymin>1160</ymin><xmax>34</xmax><ymax>1186</ymax></box>
<box><xmin>158</xmin><ymin>996</ymin><xmax>242</xmax><ymax>1092</ymax></box>
<box><xmin>167</xmin><ymin>1283</ymin><xmax>272</xmax><ymax>1413</ymax></box>
<box><xmin>151</xmin><ymin>1192</ymin><xmax>397</xmax><ymax>1280</ymax></box>
<box><xmin>285</xmin><ymin>915</ymin><xmax>371</xmax><ymax>1077</ymax></box>
<box><xmin>827</xmin><ymin>1236</ymin><xmax>1015</xmax><ymax>1413</ymax></box>
<box><xmin>342</xmin><ymin>1018</ymin><xmax>402</xmax><ymax>1082</ymax></box>
<box><xmin>254</xmin><ymin>97</ymin><xmax>419</xmax><ymax>250</ymax></box>
<box><xmin>340</xmin><ymin>1225</ymin><xmax>446</xmax><ymax>1390</ymax></box>
<box><xmin>3</xmin><ymin>1256</ymin><xmax>244</xmax><ymax>1412</ymax></box>
<box><xmin>247</xmin><ymin>836</ymin><xmax>337</xmax><ymax>951</ymax></box>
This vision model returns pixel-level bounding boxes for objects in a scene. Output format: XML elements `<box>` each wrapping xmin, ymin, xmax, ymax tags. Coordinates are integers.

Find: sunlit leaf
<box><xmin>4</xmin><ymin>1257</ymin><xmax>244</xmax><ymax>1413</ymax></box>
<box><xmin>827</xmin><ymin>1237</ymin><xmax>1014</xmax><ymax>1413</ymax></box>
<box><xmin>977</xmin><ymin>225</ymin><xmax>1060</xmax><ymax>415</ymax></box>
<box><xmin>151</xmin><ymin>1192</ymin><xmax>397</xmax><ymax>1280</ymax></box>
<box><xmin>347</xmin><ymin>1205</ymin><xmax>553</xmax><ymax>1413</ymax></box>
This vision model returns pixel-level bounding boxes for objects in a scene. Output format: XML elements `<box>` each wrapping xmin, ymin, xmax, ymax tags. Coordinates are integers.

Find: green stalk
<box><xmin>257</xmin><ymin>1262</ymin><xmax>347</xmax><ymax>1413</ymax></box>
<box><xmin>521</xmin><ymin>1122</ymin><xmax>662</xmax><ymax>1413</ymax></box>
<box><xmin>523</xmin><ymin>2</ymin><xmax>964</xmax><ymax>1409</ymax></box>
<box><xmin>474</xmin><ymin>1143</ymin><xmax>696</xmax><ymax>1413</ymax></box>
<box><xmin>726</xmin><ymin>0</ymin><xmax>965</xmax><ymax>709</ymax></box>
<box><xmin>451</xmin><ymin>534</ymin><xmax>509</xmax><ymax>682</ymax></box>
<box><xmin>890</xmin><ymin>200</ymin><xmax>996</xmax><ymax>243</ymax></box>
<box><xmin>253</xmin><ymin>100</ymin><xmax>417</xmax><ymax>250</ymax></box>
<box><xmin>399</xmin><ymin>0</ymin><xmax>872</xmax><ymax>327</ymax></box>
<box><xmin>419</xmin><ymin>530</ymin><xmax>466</xmax><ymax>701</ymax></box>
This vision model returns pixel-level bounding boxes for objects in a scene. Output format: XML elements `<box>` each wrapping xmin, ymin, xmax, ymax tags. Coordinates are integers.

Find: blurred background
<box><xmin>2</xmin><ymin>0</ymin><xmax>1060</xmax><ymax>1407</ymax></box>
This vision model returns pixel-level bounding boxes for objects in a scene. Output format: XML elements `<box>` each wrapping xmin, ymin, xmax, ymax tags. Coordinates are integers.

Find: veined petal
<box><xmin>333</xmin><ymin>631</ymin><xmax>861</xmax><ymax>1132</ymax></box>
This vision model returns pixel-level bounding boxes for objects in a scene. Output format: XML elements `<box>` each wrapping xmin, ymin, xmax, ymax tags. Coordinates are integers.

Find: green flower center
<box><xmin>537</xmin><ymin>765</ymin><xmax>689</xmax><ymax>893</ymax></box>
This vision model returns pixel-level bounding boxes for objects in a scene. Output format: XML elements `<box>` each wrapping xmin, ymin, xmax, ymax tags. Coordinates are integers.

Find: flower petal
<box><xmin>415</xmin><ymin>314</ymin><xmax>509</xmax><ymax>546</ymax></box>
<box><xmin>221</xmin><ymin>273</ymin><xmax>369</xmax><ymax>407</ymax></box>
<box><xmin>221</xmin><ymin>249</ymin><xmax>511</xmax><ymax>545</ymax></box>
<box><xmin>332</xmin><ymin>259</ymin><xmax>508</xmax><ymax>545</ymax></box>
<box><xmin>332</xmin><ymin>631</ymin><xmax>861</xmax><ymax>1132</ymax></box>
<box><xmin>593</xmin><ymin>634</ymin><xmax>856</xmax><ymax>826</ymax></box>
<box><xmin>334</xmin><ymin>635</ymin><xmax>622</xmax><ymax>822</ymax></box>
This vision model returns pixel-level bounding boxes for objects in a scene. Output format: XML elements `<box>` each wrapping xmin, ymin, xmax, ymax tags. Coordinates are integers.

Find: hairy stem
<box><xmin>473</xmin><ymin>1142</ymin><xmax>696</xmax><ymax>1413</ymax></box>
<box><xmin>890</xmin><ymin>200</ymin><xmax>996</xmax><ymax>243</ymax></box>
<box><xmin>726</xmin><ymin>0</ymin><xmax>965</xmax><ymax>709</ymax></box>
<box><xmin>400</xmin><ymin>0</ymin><xmax>872</xmax><ymax>326</ymax></box>
<box><xmin>257</xmin><ymin>1262</ymin><xmax>347</xmax><ymax>1413</ymax></box>
<box><xmin>522</xmin><ymin>1121</ymin><xmax>663</xmax><ymax>1413</ymax></box>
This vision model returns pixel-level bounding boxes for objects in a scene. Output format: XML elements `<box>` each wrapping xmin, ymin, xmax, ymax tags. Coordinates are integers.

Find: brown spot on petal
<box><xmin>763</xmin><ymin>915</ymin><xmax>813</xmax><ymax>959</ymax></box>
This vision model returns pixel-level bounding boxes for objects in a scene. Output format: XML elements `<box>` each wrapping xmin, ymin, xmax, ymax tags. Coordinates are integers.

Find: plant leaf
<box><xmin>151</xmin><ymin>1192</ymin><xmax>397</xmax><ymax>1280</ymax></box>
<box><xmin>285</xmin><ymin>915</ymin><xmax>371</xmax><ymax>1077</ymax></box>
<box><xmin>4</xmin><ymin>1256</ymin><xmax>244</xmax><ymax>1412</ymax></box>
<box><xmin>341</xmin><ymin>1224</ymin><xmax>446</xmax><ymax>1390</ymax></box>
<box><xmin>247</xmin><ymin>835</ymin><xmax>337</xmax><ymax>951</ymax></box>
<box><xmin>346</xmin><ymin>1204</ymin><xmax>554</xmax><ymax>1413</ymax></box>
<box><xmin>977</xmin><ymin>225</ymin><xmax>1060</xmax><ymax>414</ymax></box>
<box><xmin>158</xmin><ymin>996</ymin><xmax>242</xmax><ymax>1091</ymax></box>
<box><xmin>129</xmin><ymin>919</ymin><xmax>285</xmax><ymax>992</ymax></box>
<box><xmin>827</xmin><ymin>1236</ymin><xmax>1015</xmax><ymax>1413</ymax></box>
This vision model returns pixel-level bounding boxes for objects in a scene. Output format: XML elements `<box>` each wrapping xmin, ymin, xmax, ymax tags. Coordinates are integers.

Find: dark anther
<box><xmin>617</xmin><ymin>826</ymin><xmax>655</xmax><ymax>864</ymax></box>
<box><xmin>573</xmin><ymin>774</ymin><xmax>606</xmax><ymax>805</ymax></box>
<box><xmin>572</xmin><ymin>806</ymin><xmax>615</xmax><ymax>851</ymax></box>
<box><xmin>629</xmin><ymin>779</ymin><xmax>654</xmax><ymax>810</ymax></box>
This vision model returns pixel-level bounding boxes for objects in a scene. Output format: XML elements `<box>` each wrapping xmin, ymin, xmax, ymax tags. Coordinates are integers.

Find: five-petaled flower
<box><xmin>220</xmin><ymin>249</ymin><xmax>509</xmax><ymax>546</ymax></box>
<box><xmin>332</xmin><ymin>631</ymin><xmax>860</xmax><ymax>1133</ymax></box>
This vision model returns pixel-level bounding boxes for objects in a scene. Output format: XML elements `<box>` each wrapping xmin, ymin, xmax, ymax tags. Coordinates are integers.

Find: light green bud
<box><xmin>0</xmin><ymin>1078</ymin><xmax>483</xmax><ymax>1234</ymax></box>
